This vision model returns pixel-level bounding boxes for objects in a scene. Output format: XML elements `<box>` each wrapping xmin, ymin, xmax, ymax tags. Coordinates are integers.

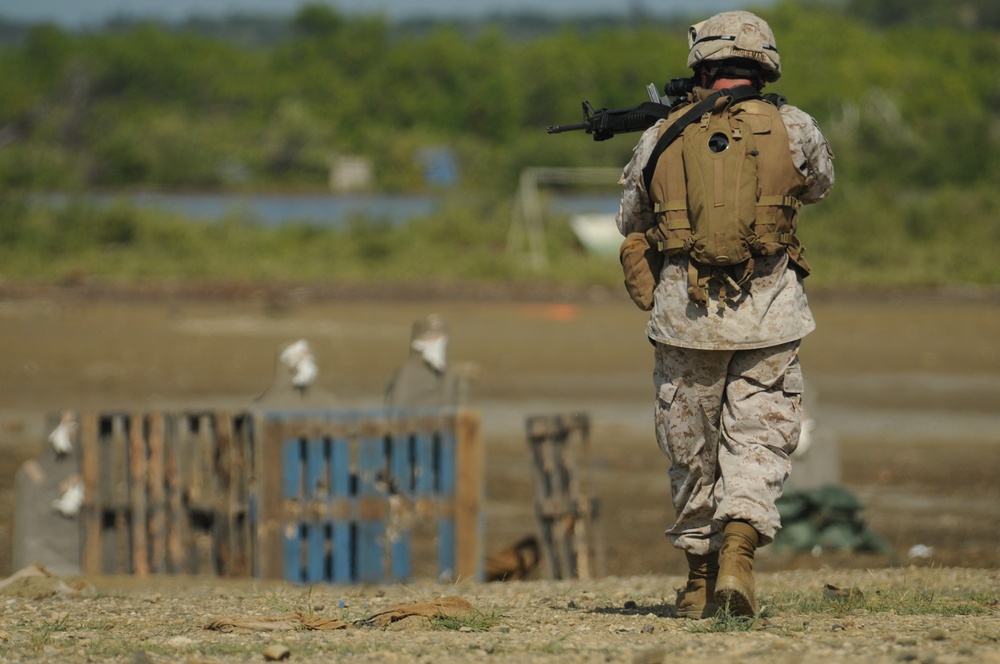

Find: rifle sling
<box><xmin>640</xmin><ymin>85</ymin><xmax>762</xmax><ymax>195</ymax></box>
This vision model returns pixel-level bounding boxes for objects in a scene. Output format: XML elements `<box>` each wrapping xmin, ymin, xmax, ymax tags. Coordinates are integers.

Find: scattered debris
<box><xmin>205</xmin><ymin>612</ymin><xmax>348</xmax><ymax>632</ymax></box>
<box><xmin>362</xmin><ymin>596</ymin><xmax>474</xmax><ymax>627</ymax></box>
<box><xmin>0</xmin><ymin>563</ymin><xmax>94</xmax><ymax>598</ymax></box>
<box><xmin>484</xmin><ymin>535</ymin><xmax>541</xmax><ymax>582</ymax></box>
<box><xmin>205</xmin><ymin>596</ymin><xmax>476</xmax><ymax>633</ymax></box>
<box><xmin>263</xmin><ymin>644</ymin><xmax>291</xmax><ymax>661</ymax></box>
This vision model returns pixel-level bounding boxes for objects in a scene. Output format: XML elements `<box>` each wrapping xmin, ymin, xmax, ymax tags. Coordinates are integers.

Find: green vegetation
<box><xmin>685</xmin><ymin>584</ymin><xmax>993</xmax><ymax>633</ymax></box>
<box><xmin>0</xmin><ymin>0</ymin><xmax>998</xmax><ymax>290</ymax></box>
<box><xmin>767</xmin><ymin>585</ymin><xmax>992</xmax><ymax>618</ymax></box>
<box><xmin>431</xmin><ymin>607</ymin><xmax>504</xmax><ymax>632</ymax></box>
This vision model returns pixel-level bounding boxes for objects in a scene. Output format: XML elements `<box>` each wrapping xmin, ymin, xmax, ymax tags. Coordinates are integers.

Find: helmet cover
<box><xmin>686</xmin><ymin>11</ymin><xmax>781</xmax><ymax>82</ymax></box>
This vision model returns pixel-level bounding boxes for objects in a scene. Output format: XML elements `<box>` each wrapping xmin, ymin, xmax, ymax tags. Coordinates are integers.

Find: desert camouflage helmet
<box><xmin>686</xmin><ymin>11</ymin><xmax>781</xmax><ymax>82</ymax></box>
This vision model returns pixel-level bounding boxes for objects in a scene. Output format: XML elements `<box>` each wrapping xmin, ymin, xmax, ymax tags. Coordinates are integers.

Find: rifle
<box><xmin>546</xmin><ymin>77</ymin><xmax>696</xmax><ymax>141</ymax></box>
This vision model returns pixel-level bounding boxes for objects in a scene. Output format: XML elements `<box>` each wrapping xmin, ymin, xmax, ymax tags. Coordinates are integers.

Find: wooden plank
<box><xmin>388</xmin><ymin>429</ymin><xmax>412</xmax><ymax>582</ymax></box>
<box><xmin>147</xmin><ymin>412</ymin><xmax>167</xmax><ymax>574</ymax></box>
<box><xmin>255</xmin><ymin>414</ymin><xmax>287</xmax><ymax>581</ymax></box>
<box><xmin>110</xmin><ymin>414</ymin><xmax>129</xmax><ymax>574</ymax></box>
<box><xmin>281</xmin><ymin>436</ymin><xmax>304</xmax><ymax>583</ymax></box>
<box><xmin>79</xmin><ymin>412</ymin><xmax>101</xmax><ymax>575</ymax></box>
<box><xmin>454</xmin><ymin>410</ymin><xmax>483</xmax><ymax>582</ymax></box>
<box><xmin>214</xmin><ymin>413</ymin><xmax>234</xmax><ymax>577</ymax></box>
<box><xmin>435</xmin><ymin>429</ymin><xmax>456</xmax><ymax>579</ymax></box>
<box><xmin>356</xmin><ymin>433</ymin><xmax>386</xmax><ymax>583</ymax></box>
<box><xmin>165</xmin><ymin>414</ymin><xmax>184</xmax><ymax>573</ymax></box>
<box><xmin>244</xmin><ymin>415</ymin><xmax>256</xmax><ymax>575</ymax></box>
<box><xmin>231</xmin><ymin>414</ymin><xmax>252</xmax><ymax>578</ymax></box>
<box><xmin>304</xmin><ymin>437</ymin><xmax>325</xmax><ymax>583</ymax></box>
<box><xmin>129</xmin><ymin>413</ymin><xmax>150</xmax><ymax>576</ymax></box>
<box><xmin>329</xmin><ymin>436</ymin><xmax>352</xmax><ymax>583</ymax></box>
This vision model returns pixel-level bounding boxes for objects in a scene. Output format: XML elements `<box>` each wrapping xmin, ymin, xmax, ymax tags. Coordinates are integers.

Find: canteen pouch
<box><xmin>620</xmin><ymin>231</ymin><xmax>663</xmax><ymax>311</ymax></box>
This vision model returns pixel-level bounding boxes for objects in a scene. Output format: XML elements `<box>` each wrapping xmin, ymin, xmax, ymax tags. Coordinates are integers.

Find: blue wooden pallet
<box><xmin>268</xmin><ymin>408</ymin><xmax>464</xmax><ymax>584</ymax></box>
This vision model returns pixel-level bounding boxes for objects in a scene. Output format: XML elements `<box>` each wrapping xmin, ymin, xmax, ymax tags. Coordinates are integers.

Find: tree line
<box><xmin>0</xmin><ymin>0</ymin><xmax>998</xmax><ymax>288</ymax></box>
<box><xmin>0</xmin><ymin>1</ymin><xmax>996</xmax><ymax>195</ymax></box>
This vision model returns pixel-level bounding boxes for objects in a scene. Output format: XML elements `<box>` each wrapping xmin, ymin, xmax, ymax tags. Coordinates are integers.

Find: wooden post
<box><xmin>166</xmin><ymin>414</ymin><xmax>184</xmax><ymax>573</ymax></box>
<box><xmin>255</xmin><ymin>414</ymin><xmax>287</xmax><ymax>580</ymax></box>
<box><xmin>214</xmin><ymin>413</ymin><xmax>233</xmax><ymax>576</ymax></box>
<box><xmin>79</xmin><ymin>412</ymin><xmax>101</xmax><ymax>575</ymax></box>
<box><xmin>129</xmin><ymin>413</ymin><xmax>150</xmax><ymax>576</ymax></box>
<box><xmin>454</xmin><ymin>409</ymin><xmax>483</xmax><ymax>582</ymax></box>
<box><xmin>147</xmin><ymin>412</ymin><xmax>166</xmax><ymax>574</ymax></box>
<box><xmin>526</xmin><ymin>413</ymin><xmax>603</xmax><ymax>580</ymax></box>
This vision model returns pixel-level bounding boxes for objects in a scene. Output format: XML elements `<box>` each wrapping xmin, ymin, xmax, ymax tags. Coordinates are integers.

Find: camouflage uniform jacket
<box><xmin>617</xmin><ymin>102</ymin><xmax>835</xmax><ymax>351</ymax></box>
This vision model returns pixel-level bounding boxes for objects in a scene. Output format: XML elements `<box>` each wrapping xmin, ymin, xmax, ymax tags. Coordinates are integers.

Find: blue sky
<box><xmin>1</xmin><ymin>0</ymin><xmax>773</xmax><ymax>28</ymax></box>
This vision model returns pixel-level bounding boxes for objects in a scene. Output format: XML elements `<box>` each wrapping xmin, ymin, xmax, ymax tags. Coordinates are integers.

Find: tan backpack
<box><xmin>621</xmin><ymin>86</ymin><xmax>806</xmax><ymax>310</ymax></box>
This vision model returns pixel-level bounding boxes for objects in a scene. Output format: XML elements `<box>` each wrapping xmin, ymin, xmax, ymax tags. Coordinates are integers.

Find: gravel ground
<box><xmin>0</xmin><ymin>566</ymin><xmax>997</xmax><ymax>663</ymax></box>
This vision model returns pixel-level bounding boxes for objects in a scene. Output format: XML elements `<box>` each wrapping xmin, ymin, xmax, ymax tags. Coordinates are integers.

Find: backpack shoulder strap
<box><xmin>640</xmin><ymin>85</ymin><xmax>762</xmax><ymax>194</ymax></box>
<box><xmin>762</xmin><ymin>92</ymin><xmax>787</xmax><ymax>108</ymax></box>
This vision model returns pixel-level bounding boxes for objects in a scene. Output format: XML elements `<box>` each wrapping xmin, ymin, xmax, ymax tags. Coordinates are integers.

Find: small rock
<box><xmin>623</xmin><ymin>600</ymin><xmax>637</xmax><ymax>610</ymax></box>
<box><xmin>926</xmin><ymin>628</ymin><xmax>948</xmax><ymax>641</ymax></box>
<box><xmin>640</xmin><ymin>623</ymin><xmax>654</xmax><ymax>634</ymax></box>
<box><xmin>264</xmin><ymin>644</ymin><xmax>291</xmax><ymax>661</ymax></box>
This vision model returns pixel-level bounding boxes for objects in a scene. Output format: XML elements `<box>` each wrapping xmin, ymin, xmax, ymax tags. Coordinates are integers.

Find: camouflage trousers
<box><xmin>652</xmin><ymin>339</ymin><xmax>804</xmax><ymax>555</ymax></box>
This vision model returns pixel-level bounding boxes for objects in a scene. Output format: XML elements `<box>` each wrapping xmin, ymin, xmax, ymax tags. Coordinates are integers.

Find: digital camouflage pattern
<box><xmin>652</xmin><ymin>340</ymin><xmax>803</xmax><ymax>554</ymax></box>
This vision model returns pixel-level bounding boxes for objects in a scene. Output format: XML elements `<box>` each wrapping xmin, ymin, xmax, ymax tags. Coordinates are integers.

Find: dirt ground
<box><xmin>2</xmin><ymin>282</ymin><xmax>998</xmax><ymax>574</ymax></box>
<box><xmin>0</xmin><ymin>283</ymin><xmax>997</xmax><ymax>661</ymax></box>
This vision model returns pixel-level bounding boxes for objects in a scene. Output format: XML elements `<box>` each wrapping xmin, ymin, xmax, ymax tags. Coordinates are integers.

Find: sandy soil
<box><xmin>0</xmin><ymin>283</ymin><xmax>997</xmax><ymax>661</ymax></box>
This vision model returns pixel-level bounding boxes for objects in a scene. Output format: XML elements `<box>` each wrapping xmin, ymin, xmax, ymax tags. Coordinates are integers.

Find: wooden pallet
<box><xmin>76</xmin><ymin>408</ymin><xmax>483</xmax><ymax>583</ymax></box>
<box><xmin>526</xmin><ymin>413</ymin><xmax>605</xmax><ymax>580</ymax></box>
<box><xmin>79</xmin><ymin>411</ymin><xmax>253</xmax><ymax>577</ymax></box>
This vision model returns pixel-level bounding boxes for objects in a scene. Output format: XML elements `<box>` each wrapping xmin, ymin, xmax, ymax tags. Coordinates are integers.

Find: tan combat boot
<box><xmin>714</xmin><ymin>521</ymin><xmax>760</xmax><ymax>617</ymax></box>
<box><xmin>675</xmin><ymin>551</ymin><xmax>719</xmax><ymax>619</ymax></box>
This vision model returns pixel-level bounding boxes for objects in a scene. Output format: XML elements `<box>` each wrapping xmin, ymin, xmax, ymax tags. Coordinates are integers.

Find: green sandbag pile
<box><xmin>774</xmin><ymin>484</ymin><xmax>893</xmax><ymax>554</ymax></box>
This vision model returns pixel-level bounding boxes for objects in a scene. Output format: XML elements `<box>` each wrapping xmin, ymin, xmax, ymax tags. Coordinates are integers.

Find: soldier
<box><xmin>384</xmin><ymin>314</ymin><xmax>468</xmax><ymax>409</ymax></box>
<box><xmin>616</xmin><ymin>11</ymin><xmax>835</xmax><ymax>618</ymax></box>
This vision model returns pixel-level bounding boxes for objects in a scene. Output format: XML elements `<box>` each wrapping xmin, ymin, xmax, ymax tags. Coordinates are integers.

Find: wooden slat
<box><xmin>166</xmin><ymin>414</ymin><xmax>184</xmax><ymax>573</ymax></box>
<box><xmin>147</xmin><ymin>412</ymin><xmax>166</xmax><ymax>574</ymax></box>
<box><xmin>454</xmin><ymin>409</ymin><xmax>484</xmax><ymax>582</ymax></box>
<box><xmin>214</xmin><ymin>413</ymin><xmax>233</xmax><ymax>576</ymax></box>
<box><xmin>79</xmin><ymin>412</ymin><xmax>101</xmax><ymax>575</ymax></box>
<box><xmin>257</xmin><ymin>415</ymin><xmax>288</xmax><ymax>580</ymax></box>
<box><xmin>129</xmin><ymin>413</ymin><xmax>150</xmax><ymax>576</ymax></box>
<box><xmin>110</xmin><ymin>415</ymin><xmax>129</xmax><ymax>575</ymax></box>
